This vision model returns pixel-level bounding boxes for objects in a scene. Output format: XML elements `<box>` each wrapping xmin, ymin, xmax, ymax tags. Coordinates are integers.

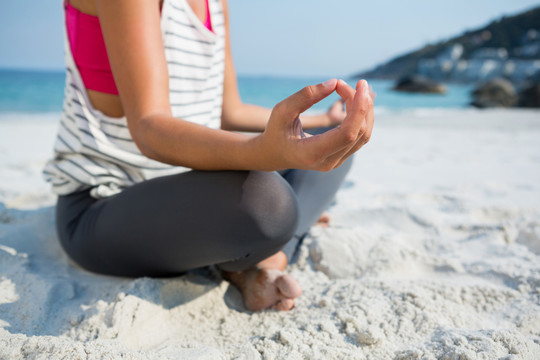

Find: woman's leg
<box><xmin>57</xmin><ymin>170</ymin><xmax>304</xmax><ymax>311</ymax></box>
<box><xmin>56</xmin><ymin>170</ymin><xmax>299</xmax><ymax>278</ymax></box>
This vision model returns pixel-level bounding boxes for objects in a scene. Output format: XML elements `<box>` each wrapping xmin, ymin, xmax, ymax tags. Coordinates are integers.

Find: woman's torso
<box><xmin>43</xmin><ymin>0</ymin><xmax>225</xmax><ymax>198</ymax></box>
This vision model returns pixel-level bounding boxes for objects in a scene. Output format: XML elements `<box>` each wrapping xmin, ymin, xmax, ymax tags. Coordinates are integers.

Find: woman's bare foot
<box><xmin>224</xmin><ymin>252</ymin><xmax>302</xmax><ymax>311</ymax></box>
<box><xmin>316</xmin><ymin>212</ymin><xmax>331</xmax><ymax>227</ymax></box>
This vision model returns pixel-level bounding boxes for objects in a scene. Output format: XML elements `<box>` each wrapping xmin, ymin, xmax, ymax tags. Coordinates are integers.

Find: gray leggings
<box><xmin>56</xmin><ymin>158</ymin><xmax>352</xmax><ymax>278</ymax></box>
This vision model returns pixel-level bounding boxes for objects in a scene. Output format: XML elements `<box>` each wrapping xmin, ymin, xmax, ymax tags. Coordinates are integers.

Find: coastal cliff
<box><xmin>356</xmin><ymin>6</ymin><xmax>540</xmax><ymax>86</ymax></box>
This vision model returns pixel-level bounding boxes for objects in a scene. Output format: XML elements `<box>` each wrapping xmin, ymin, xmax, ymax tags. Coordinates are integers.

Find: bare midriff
<box><xmin>67</xmin><ymin>0</ymin><xmax>210</xmax><ymax>118</ymax></box>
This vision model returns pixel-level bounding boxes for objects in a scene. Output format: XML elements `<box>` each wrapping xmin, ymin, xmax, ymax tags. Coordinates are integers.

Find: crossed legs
<box><xmin>56</xmin><ymin>157</ymin><xmax>351</xmax><ymax>310</ymax></box>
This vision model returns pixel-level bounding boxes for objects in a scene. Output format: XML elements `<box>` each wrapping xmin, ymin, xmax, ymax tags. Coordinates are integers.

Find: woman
<box><xmin>44</xmin><ymin>0</ymin><xmax>374</xmax><ymax>311</ymax></box>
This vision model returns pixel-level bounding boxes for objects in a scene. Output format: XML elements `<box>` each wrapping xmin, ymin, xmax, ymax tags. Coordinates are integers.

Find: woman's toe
<box><xmin>273</xmin><ymin>298</ymin><xmax>295</xmax><ymax>311</ymax></box>
<box><xmin>276</xmin><ymin>274</ymin><xmax>302</xmax><ymax>298</ymax></box>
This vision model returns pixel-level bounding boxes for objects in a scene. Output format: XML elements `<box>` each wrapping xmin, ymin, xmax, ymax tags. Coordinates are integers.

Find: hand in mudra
<box><xmin>326</xmin><ymin>84</ymin><xmax>376</xmax><ymax>127</ymax></box>
<box><xmin>260</xmin><ymin>79</ymin><xmax>374</xmax><ymax>171</ymax></box>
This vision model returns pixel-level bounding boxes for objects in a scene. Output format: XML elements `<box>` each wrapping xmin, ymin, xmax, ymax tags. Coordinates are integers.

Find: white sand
<box><xmin>0</xmin><ymin>109</ymin><xmax>539</xmax><ymax>359</ymax></box>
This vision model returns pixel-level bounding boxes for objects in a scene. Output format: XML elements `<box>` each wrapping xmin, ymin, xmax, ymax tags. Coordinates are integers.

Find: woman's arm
<box><xmin>95</xmin><ymin>0</ymin><xmax>373</xmax><ymax>172</ymax></box>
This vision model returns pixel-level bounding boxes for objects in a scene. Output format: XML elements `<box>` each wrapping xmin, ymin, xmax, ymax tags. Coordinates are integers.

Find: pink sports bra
<box><xmin>65</xmin><ymin>0</ymin><xmax>213</xmax><ymax>95</ymax></box>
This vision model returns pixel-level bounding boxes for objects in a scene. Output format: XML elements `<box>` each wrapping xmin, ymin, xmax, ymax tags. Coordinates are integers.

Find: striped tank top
<box><xmin>43</xmin><ymin>0</ymin><xmax>225</xmax><ymax>199</ymax></box>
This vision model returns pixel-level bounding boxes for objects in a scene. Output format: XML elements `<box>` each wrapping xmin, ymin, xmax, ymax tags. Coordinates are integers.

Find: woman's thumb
<box><xmin>274</xmin><ymin>79</ymin><xmax>338</xmax><ymax>119</ymax></box>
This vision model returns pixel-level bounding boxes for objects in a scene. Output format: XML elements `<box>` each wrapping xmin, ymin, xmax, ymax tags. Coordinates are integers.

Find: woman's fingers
<box><xmin>300</xmin><ymin>126</ymin><xmax>357</xmax><ymax>168</ymax></box>
<box><xmin>334</xmin><ymin>110</ymin><xmax>373</xmax><ymax>168</ymax></box>
<box><xmin>335</xmin><ymin>80</ymin><xmax>370</xmax><ymax>143</ymax></box>
<box><xmin>301</xmin><ymin>79</ymin><xmax>374</xmax><ymax>171</ymax></box>
<box><xmin>357</xmin><ymin>79</ymin><xmax>374</xmax><ymax>142</ymax></box>
<box><xmin>273</xmin><ymin>79</ymin><xmax>338</xmax><ymax>123</ymax></box>
<box><xmin>332</xmin><ymin>81</ymin><xmax>374</xmax><ymax>168</ymax></box>
<box><xmin>335</xmin><ymin>79</ymin><xmax>356</xmax><ymax>111</ymax></box>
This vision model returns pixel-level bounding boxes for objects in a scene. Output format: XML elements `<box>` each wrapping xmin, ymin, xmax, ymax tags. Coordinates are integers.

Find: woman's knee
<box><xmin>240</xmin><ymin>171</ymin><xmax>299</xmax><ymax>247</ymax></box>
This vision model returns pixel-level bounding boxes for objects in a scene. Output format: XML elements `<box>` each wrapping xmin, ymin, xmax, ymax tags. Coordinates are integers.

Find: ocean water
<box><xmin>0</xmin><ymin>69</ymin><xmax>474</xmax><ymax>116</ymax></box>
<box><xmin>239</xmin><ymin>76</ymin><xmax>475</xmax><ymax>112</ymax></box>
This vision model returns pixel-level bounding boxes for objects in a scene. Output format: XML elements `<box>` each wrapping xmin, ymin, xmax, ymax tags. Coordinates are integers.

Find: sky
<box><xmin>0</xmin><ymin>0</ymin><xmax>539</xmax><ymax>78</ymax></box>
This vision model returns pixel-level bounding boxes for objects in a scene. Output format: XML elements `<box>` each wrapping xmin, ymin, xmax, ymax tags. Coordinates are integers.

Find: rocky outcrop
<box><xmin>518</xmin><ymin>83</ymin><xmax>540</xmax><ymax>107</ymax></box>
<box><xmin>471</xmin><ymin>78</ymin><xmax>518</xmax><ymax>108</ymax></box>
<box><xmin>393</xmin><ymin>75</ymin><xmax>446</xmax><ymax>94</ymax></box>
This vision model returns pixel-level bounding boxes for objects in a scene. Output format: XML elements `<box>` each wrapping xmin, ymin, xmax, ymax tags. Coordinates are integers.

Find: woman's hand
<box><xmin>257</xmin><ymin>78</ymin><xmax>374</xmax><ymax>172</ymax></box>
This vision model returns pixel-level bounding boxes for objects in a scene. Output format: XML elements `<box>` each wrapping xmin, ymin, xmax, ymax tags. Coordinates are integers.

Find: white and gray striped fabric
<box><xmin>43</xmin><ymin>0</ymin><xmax>225</xmax><ymax>198</ymax></box>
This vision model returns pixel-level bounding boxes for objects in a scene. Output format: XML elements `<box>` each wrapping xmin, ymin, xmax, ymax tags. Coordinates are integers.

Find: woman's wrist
<box><xmin>245</xmin><ymin>132</ymin><xmax>284</xmax><ymax>172</ymax></box>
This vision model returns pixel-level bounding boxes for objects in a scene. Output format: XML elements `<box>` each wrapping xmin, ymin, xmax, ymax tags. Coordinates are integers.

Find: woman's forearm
<box><xmin>221</xmin><ymin>103</ymin><xmax>272</xmax><ymax>132</ymax></box>
<box><xmin>132</xmin><ymin>113</ymin><xmax>270</xmax><ymax>171</ymax></box>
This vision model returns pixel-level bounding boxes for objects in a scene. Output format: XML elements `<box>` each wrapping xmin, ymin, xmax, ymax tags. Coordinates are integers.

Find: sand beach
<box><xmin>0</xmin><ymin>108</ymin><xmax>539</xmax><ymax>359</ymax></box>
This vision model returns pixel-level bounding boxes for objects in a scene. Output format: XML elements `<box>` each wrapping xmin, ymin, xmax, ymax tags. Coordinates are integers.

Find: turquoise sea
<box><xmin>0</xmin><ymin>69</ymin><xmax>474</xmax><ymax>115</ymax></box>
